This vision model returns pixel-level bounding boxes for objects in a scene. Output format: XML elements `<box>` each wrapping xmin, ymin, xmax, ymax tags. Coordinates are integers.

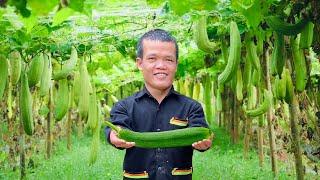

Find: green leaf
<box><xmin>27</xmin><ymin>0</ymin><xmax>59</xmax><ymax>15</ymax></box>
<box><xmin>82</xmin><ymin>1</ymin><xmax>93</xmax><ymax>16</ymax></box>
<box><xmin>8</xmin><ymin>0</ymin><xmax>31</xmax><ymax>17</ymax></box>
<box><xmin>20</xmin><ymin>14</ymin><xmax>38</xmax><ymax>34</ymax></box>
<box><xmin>146</xmin><ymin>0</ymin><xmax>165</xmax><ymax>8</ymax></box>
<box><xmin>12</xmin><ymin>30</ymin><xmax>32</xmax><ymax>46</ymax></box>
<box><xmin>169</xmin><ymin>0</ymin><xmax>217</xmax><ymax>16</ymax></box>
<box><xmin>231</xmin><ymin>0</ymin><xmax>271</xmax><ymax>29</ymax></box>
<box><xmin>52</xmin><ymin>8</ymin><xmax>74</xmax><ymax>27</ymax></box>
<box><xmin>31</xmin><ymin>25</ymin><xmax>49</xmax><ymax>38</ymax></box>
<box><xmin>169</xmin><ymin>0</ymin><xmax>190</xmax><ymax>16</ymax></box>
<box><xmin>0</xmin><ymin>16</ymin><xmax>11</xmax><ymax>34</ymax></box>
<box><xmin>68</xmin><ymin>0</ymin><xmax>84</xmax><ymax>13</ymax></box>
<box><xmin>189</xmin><ymin>0</ymin><xmax>217</xmax><ymax>11</ymax></box>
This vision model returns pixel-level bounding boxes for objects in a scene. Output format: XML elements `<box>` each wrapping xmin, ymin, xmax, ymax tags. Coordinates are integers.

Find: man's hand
<box><xmin>110</xmin><ymin>130</ymin><xmax>135</xmax><ymax>148</ymax></box>
<box><xmin>192</xmin><ymin>132</ymin><xmax>214</xmax><ymax>150</ymax></box>
<box><xmin>192</xmin><ymin>138</ymin><xmax>212</xmax><ymax>151</ymax></box>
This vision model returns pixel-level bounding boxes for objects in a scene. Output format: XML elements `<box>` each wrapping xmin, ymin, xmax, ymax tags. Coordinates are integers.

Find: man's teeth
<box><xmin>155</xmin><ymin>73</ymin><xmax>167</xmax><ymax>78</ymax></box>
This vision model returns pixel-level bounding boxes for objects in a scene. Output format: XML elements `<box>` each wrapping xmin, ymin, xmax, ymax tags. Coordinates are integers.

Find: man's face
<box><xmin>136</xmin><ymin>39</ymin><xmax>177</xmax><ymax>91</ymax></box>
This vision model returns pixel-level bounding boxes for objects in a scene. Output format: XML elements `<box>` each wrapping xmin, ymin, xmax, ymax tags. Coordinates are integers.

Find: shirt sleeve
<box><xmin>187</xmin><ymin>101</ymin><xmax>210</xmax><ymax>152</ymax></box>
<box><xmin>187</xmin><ymin>102</ymin><xmax>208</xmax><ymax>128</ymax></box>
<box><xmin>104</xmin><ymin>101</ymin><xmax>132</xmax><ymax>150</ymax></box>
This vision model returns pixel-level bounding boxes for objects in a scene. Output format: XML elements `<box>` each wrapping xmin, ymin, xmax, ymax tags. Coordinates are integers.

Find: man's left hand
<box><xmin>192</xmin><ymin>139</ymin><xmax>212</xmax><ymax>151</ymax></box>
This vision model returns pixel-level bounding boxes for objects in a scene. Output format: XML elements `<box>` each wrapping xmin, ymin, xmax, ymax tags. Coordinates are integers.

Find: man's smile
<box><xmin>154</xmin><ymin>72</ymin><xmax>168</xmax><ymax>78</ymax></box>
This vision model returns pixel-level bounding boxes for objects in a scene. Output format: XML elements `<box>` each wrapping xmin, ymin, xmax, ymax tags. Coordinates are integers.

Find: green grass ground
<box><xmin>1</xmin><ymin>124</ymin><xmax>317</xmax><ymax>179</ymax></box>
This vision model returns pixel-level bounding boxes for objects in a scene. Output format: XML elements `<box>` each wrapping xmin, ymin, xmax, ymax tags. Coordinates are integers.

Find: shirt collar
<box><xmin>134</xmin><ymin>85</ymin><xmax>179</xmax><ymax>100</ymax></box>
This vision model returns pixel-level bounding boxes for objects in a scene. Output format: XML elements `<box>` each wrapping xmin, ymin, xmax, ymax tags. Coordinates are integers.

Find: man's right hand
<box><xmin>110</xmin><ymin>130</ymin><xmax>135</xmax><ymax>148</ymax></box>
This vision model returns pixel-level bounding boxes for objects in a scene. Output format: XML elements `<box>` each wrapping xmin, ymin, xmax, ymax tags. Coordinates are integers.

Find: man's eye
<box><xmin>148</xmin><ymin>57</ymin><xmax>156</xmax><ymax>61</ymax></box>
<box><xmin>166</xmin><ymin>59</ymin><xmax>173</xmax><ymax>62</ymax></box>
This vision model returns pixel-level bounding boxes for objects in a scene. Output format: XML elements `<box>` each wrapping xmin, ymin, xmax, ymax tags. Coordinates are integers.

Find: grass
<box><xmin>1</xmin><ymin>124</ymin><xmax>317</xmax><ymax>179</ymax></box>
<box><xmin>192</xmin><ymin>124</ymin><xmax>291</xmax><ymax>180</ymax></box>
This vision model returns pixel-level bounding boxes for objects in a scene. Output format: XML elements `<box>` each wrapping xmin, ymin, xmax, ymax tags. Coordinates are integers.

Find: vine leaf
<box><xmin>52</xmin><ymin>8</ymin><xmax>74</xmax><ymax>27</ymax></box>
<box><xmin>68</xmin><ymin>0</ymin><xmax>84</xmax><ymax>13</ymax></box>
<box><xmin>28</xmin><ymin>0</ymin><xmax>59</xmax><ymax>15</ymax></box>
<box><xmin>231</xmin><ymin>0</ymin><xmax>271</xmax><ymax>29</ymax></box>
<box><xmin>169</xmin><ymin>0</ymin><xmax>217</xmax><ymax>16</ymax></box>
<box><xmin>20</xmin><ymin>14</ymin><xmax>38</xmax><ymax>34</ymax></box>
<box><xmin>146</xmin><ymin>0</ymin><xmax>165</xmax><ymax>8</ymax></box>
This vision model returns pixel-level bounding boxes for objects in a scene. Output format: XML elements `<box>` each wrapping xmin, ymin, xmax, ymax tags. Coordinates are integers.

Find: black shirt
<box><xmin>104</xmin><ymin>86</ymin><xmax>208</xmax><ymax>180</ymax></box>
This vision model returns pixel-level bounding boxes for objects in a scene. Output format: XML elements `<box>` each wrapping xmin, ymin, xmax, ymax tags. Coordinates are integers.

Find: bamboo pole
<box><xmin>18</xmin><ymin>84</ymin><xmax>25</xmax><ymax>179</ymax></box>
<box><xmin>46</xmin><ymin>85</ymin><xmax>53</xmax><ymax>159</ymax></box>
<box><xmin>234</xmin><ymin>96</ymin><xmax>240</xmax><ymax>143</ymax></box>
<box><xmin>243</xmin><ymin>117</ymin><xmax>252</xmax><ymax>159</ymax></box>
<box><xmin>289</xmin><ymin>97</ymin><xmax>304</xmax><ymax>180</ymax></box>
<box><xmin>19</xmin><ymin>117</ymin><xmax>25</xmax><ymax>180</ymax></box>
<box><xmin>244</xmin><ymin>85</ymin><xmax>254</xmax><ymax>159</ymax></box>
<box><xmin>67</xmin><ymin>84</ymin><xmax>73</xmax><ymax>150</ymax></box>
<box><xmin>258</xmin><ymin>114</ymin><xmax>264</xmax><ymax>167</ymax></box>
<box><xmin>264</xmin><ymin>49</ymin><xmax>277</xmax><ymax>174</ymax></box>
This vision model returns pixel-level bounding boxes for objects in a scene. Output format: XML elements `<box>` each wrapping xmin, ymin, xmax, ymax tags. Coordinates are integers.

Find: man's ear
<box><xmin>136</xmin><ymin>57</ymin><xmax>142</xmax><ymax>70</ymax></box>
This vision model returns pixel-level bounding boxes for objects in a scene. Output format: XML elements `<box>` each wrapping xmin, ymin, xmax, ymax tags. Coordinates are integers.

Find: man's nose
<box><xmin>155</xmin><ymin>59</ymin><xmax>166</xmax><ymax>69</ymax></box>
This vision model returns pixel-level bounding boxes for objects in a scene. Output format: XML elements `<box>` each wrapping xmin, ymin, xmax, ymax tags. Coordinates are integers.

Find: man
<box><xmin>105</xmin><ymin>29</ymin><xmax>212</xmax><ymax>180</ymax></box>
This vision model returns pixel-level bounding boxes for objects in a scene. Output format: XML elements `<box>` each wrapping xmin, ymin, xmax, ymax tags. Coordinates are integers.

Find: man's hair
<box><xmin>136</xmin><ymin>29</ymin><xmax>179</xmax><ymax>60</ymax></box>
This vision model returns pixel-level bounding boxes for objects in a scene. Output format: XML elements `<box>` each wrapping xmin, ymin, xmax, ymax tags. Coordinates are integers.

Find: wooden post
<box><xmin>46</xmin><ymin>85</ymin><xmax>53</xmax><ymax>159</ymax></box>
<box><xmin>264</xmin><ymin>48</ymin><xmax>277</xmax><ymax>174</ymax></box>
<box><xmin>67</xmin><ymin>84</ymin><xmax>73</xmax><ymax>150</ymax></box>
<box><xmin>289</xmin><ymin>97</ymin><xmax>304</xmax><ymax>180</ymax></box>
<box><xmin>258</xmin><ymin>114</ymin><xmax>264</xmax><ymax>167</ymax></box>
<box><xmin>18</xmin><ymin>85</ymin><xmax>25</xmax><ymax>179</ymax></box>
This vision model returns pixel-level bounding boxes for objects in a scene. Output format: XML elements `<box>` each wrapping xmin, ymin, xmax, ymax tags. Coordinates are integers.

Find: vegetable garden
<box><xmin>0</xmin><ymin>0</ymin><xmax>320</xmax><ymax>179</ymax></box>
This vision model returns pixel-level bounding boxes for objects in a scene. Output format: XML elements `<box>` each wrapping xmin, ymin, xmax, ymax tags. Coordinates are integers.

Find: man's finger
<box><xmin>197</xmin><ymin>143</ymin><xmax>207</xmax><ymax>150</ymax></box>
<box><xmin>192</xmin><ymin>142</ymin><xmax>202</xmax><ymax>149</ymax></box>
<box><xmin>115</xmin><ymin>141</ymin><xmax>135</xmax><ymax>148</ymax></box>
<box><xmin>192</xmin><ymin>139</ymin><xmax>212</xmax><ymax>150</ymax></box>
<box><xmin>202</xmin><ymin>140</ymin><xmax>212</xmax><ymax>148</ymax></box>
<box><xmin>121</xmin><ymin>142</ymin><xmax>135</xmax><ymax>148</ymax></box>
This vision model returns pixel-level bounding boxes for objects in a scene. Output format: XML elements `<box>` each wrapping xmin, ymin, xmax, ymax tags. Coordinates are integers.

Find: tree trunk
<box><xmin>258</xmin><ymin>115</ymin><xmax>264</xmax><ymax>167</ymax></box>
<box><xmin>46</xmin><ymin>86</ymin><xmax>53</xmax><ymax>159</ymax></box>
<box><xmin>235</xmin><ymin>98</ymin><xmax>240</xmax><ymax>143</ymax></box>
<box><xmin>230</xmin><ymin>91</ymin><xmax>236</xmax><ymax>143</ymax></box>
<box><xmin>18</xmin><ymin>87</ymin><xmax>25</xmax><ymax>179</ymax></box>
<box><xmin>222</xmin><ymin>88</ymin><xmax>228</xmax><ymax>129</ymax></box>
<box><xmin>264</xmin><ymin>48</ymin><xmax>278</xmax><ymax>175</ymax></box>
<box><xmin>231</xmin><ymin>94</ymin><xmax>239</xmax><ymax>143</ymax></box>
<box><xmin>77</xmin><ymin>115</ymin><xmax>83</xmax><ymax>138</ymax></box>
<box><xmin>289</xmin><ymin>97</ymin><xmax>304</xmax><ymax>180</ymax></box>
<box><xmin>67</xmin><ymin>86</ymin><xmax>73</xmax><ymax>150</ymax></box>
<box><xmin>225</xmin><ymin>88</ymin><xmax>232</xmax><ymax>130</ymax></box>
<box><xmin>243</xmin><ymin>117</ymin><xmax>252</xmax><ymax>159</ymax></box>
<box><xmin>254</xmin><ymin>86</ymin><xmax>264</xmax><ymax>167</ymax></box>
<box><xmin>19</xmin><ymin>119</ymin><xmax>25</xmax><ymax>180</ymax></box>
